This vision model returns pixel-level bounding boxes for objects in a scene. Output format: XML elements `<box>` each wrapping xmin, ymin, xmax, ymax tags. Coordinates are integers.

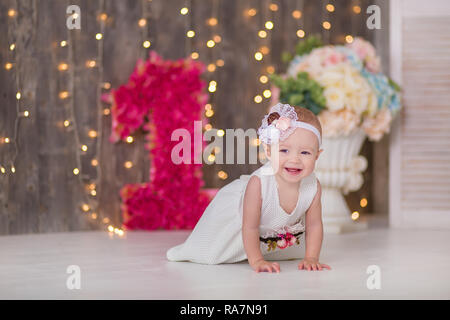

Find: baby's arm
<box><xmin>298</xmin><ymin>179</ymin><xmax>331</xmax><ymax>271</ymax></box>
<box><xmin>242</xmin><ymin>176</ymin><xmax>280</xmax><ymax>273</ymax></box>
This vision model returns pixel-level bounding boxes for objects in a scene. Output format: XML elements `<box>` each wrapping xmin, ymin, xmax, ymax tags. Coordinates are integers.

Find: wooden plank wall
<box><xmin>0</xmin><ymin>0</ymin><xmax>377</xmax><ymax>235</ymax></box>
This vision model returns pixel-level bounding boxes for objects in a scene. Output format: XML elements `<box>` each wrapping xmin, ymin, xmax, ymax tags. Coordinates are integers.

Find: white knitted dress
<box><xmin>166</xmin><ymin>161</ymin><xmax>318</xmax><ymax>264</ymax></box>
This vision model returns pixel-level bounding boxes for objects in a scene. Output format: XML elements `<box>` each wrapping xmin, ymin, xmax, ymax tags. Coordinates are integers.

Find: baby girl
<box><xmin>167</xmin><ymin>103</ymin><xmax>331</xmax><ymax>273</ymax></box>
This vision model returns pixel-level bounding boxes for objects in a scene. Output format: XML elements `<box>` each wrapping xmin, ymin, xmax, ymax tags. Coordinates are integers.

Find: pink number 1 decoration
<box><xmin>102</xmin><ymin>51</ymin><xmax>211</xmax><ymax>230</ymax></box>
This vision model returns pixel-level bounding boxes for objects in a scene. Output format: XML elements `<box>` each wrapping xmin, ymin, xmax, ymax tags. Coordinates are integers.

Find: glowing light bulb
<box><xmin>138</xmin><ymin>19</ymin><xmax>147</xmax><ymax>27</ymax></box>
<box><xmin>265</xmin><ymin>21</ymin><xmax>274</xmax><ymax>30</ymax></box>
<box><xmin>59</xmin><ymin>91</ymin><xmax>69</xmax><ymax>99</ymax></box>
<box><xmin>269</xmin><ymin>4</ymin><xmax>278</xmax><ymax>11</ymax></box>
<box><xmin>296</xmin><ymin>29</ymin><xmax>305</xmax><ymax>38</ymax></box>
<box><xmin>58</xmin><ymin>63</ymin><xmax>69</xmax><ymax>71</ymax></box>
<box><xmin>292</xmin><ymin>10</ymin><xmax>302</xmax><ymax>19</ymax></box>
<box><xmin>254</xmin><ymin>52</ymin><xmax>263</xmax><ymax>61</ymax></box>
<box><xmin>124</xmin><ymin>161</ymin><xmax>133</xmax><ymax>169</ymax></box>
<box><xmin>180</xmin><ymin>7</ymin><xmax>189</xmax><ymax>15</ymax></box>
<box><xmin>258</xmin><ymin>30</ymin><xmax>267</xmax><ymax>38</ymax></box>
<box><xmin>73</xmin><ymin>168</ymin><xmax>80</xmax><ymax>175</ymax></box>
<box><xmin>207</xmin><ymin>40</ymin><xmax>215</xmax><ymax>48</ymax></box>
<box><xmin>86</xmin><ymin>60</ymin><xmax>96</xmax><ymax>68</ymax></box>
<box><xmin>360</xmin><ymin>198</ymin><xmax>368</xmax><ymax>208</ymax></box>
<box><xmin>207</xmin><ymin>64</ymin><xmax>216</xmax><ymax>72</ymax></box>
<box><xmin>207</xmin><ymin>17</ymin><xmax>218</xmax><ymax>26</ymax></box>
<box><xmin>247</xmin><ymin>8</ymin><xmax>257</xmax><ymax>17</ymax></box>
<box><xmin>143</xmin><ymin>40</ymin><xmax>151</xmax><ymax>48</ymax></box>
<box><xmin>254</xmin><ymin>95</ymin><xmax>263</xmax><ymax>103</ymax></box>
<box><xmin>259</xmin><ymin>75</ymin><xmax>268</xmax><ymax>84</ymax></box>
<box><xmin>95</xmin><ymin>33</ymin><xmax>103</xmax><ymax>40</ymax></box>
<box><xmin>323</xmin><ymin>21</ymin><xmax>331</xmax><ymax>30</ymax></box>
<box><xmin>263</xmin><ymin>90</ymin><xmax>272</xmax><ymax>98</ymax></box>
<box><xmin>88</xmin><ymin>130</ymin><xmax>97</xmax><ymax>138</ymax></box>
<box><xmin>187</xmin><ymin>30</ymin><xmax>195</xmax><ymax>38</ymax></box>
<box><xmin>218</xmin><ymin>171</ymin><xmax>228</xmax><ymax>180</ymax></box>
<box><xmin>217</xmin><ymin>129</ymin><xmax>225</xmax><ymax>137</ymax></box>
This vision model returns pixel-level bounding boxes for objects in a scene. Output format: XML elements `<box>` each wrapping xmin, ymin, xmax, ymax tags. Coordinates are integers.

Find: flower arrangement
<box><xmin>102</xmin><ymin>51</ymin><xmax>211</xmax><ymax>230</ymax></box>
<box><xmin>271</xmin><ymin>35</ymin><xmax>401</xmax><ymax>141</ymax></box>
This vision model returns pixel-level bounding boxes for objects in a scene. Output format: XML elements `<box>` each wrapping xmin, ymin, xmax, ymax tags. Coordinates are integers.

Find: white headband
<box><xmin>257</xmin><ymin>103</ymin><xmax>322</xmax><ymax>149</ymax></box>
<box><xmin>291</xmin><ymin>121</ymin><xmax>322</xmax><ymax>148</ymax></box>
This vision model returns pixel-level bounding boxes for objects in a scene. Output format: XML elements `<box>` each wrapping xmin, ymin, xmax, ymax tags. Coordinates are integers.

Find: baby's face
<box><xmin>268</xmin><ymin>127</ymin><xmax>322</xmax><ymax>182</ymax></box>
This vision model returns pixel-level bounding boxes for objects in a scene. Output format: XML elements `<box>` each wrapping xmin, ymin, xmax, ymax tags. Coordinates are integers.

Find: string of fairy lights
<box><xmin>294</xmin><ymin>0</ymin><xmax>306</xmax><ymax>39</ymax></box>
<box><xmin>180</xmin><ymin>0</ymin><xmax>229</xmax><ymax>181</ymax></box>
<box><xmin>1</xmin><ymin>1</ymin><xmax>369</xmax><ymax>229</ymax></box>
<box><xmin>322</xmin><ymin>0</ymin><xmax>331</xmax><ymax>43</ymax></box>
<box><xmin>252</xmin><ymin>0</ymin><xmax>274</xmax><ymax>106</ymax></box>
<box><xmin>63</xmin><ymin>0</ymin><xmax>126</xmax><ymax>236</ymax></box>
<box><xmin>1</xmin><ymin>6</ymin><xmax>26</xmax><ymax>176</ymax></box>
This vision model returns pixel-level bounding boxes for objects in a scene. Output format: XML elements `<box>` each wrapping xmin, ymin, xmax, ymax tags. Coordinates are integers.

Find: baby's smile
<box><xmin>284</xmin><ymin>167</ymin><xmax>303</xmax><ymax>176</ymax></box>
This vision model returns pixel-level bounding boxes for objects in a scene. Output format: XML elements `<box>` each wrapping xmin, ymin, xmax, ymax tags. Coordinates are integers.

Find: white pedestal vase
<box><xmin>315</xmin><ymin>127</ymin><xmax>369</xmax><ymax>234</ymax></box>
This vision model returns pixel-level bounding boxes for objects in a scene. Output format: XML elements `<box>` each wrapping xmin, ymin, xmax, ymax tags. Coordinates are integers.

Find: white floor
<box><xmin>1</xmin><ymin>219</ymin><xmax>449</xmax><ymax>299</ymax></box>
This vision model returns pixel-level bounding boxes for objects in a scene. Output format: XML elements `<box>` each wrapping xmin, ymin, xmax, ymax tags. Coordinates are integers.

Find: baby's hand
<box><xmin>298</xmin><ymin>257</ymin><xmax>331</xmax><ymax>271</ymax></box>
<box><xmin>250</xmin><ymin>259</ymin><xmax>280</xmax><ymax>273</ymax></box>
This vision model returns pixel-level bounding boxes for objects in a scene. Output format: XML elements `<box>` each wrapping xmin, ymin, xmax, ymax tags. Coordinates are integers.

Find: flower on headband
<box><xmin>273</xmin><ymin>116</ymin><xmax>292</xmax><ymax>131</ymax></box>
<box><xmin>258</xmin><ymin>103</ymin><xmax>323</xmax><ymax>148</ymax></box>
<box><xmin>257</xmin><ymin>103</ymin><xmax>298</xmax><ymax>145</ymax></box>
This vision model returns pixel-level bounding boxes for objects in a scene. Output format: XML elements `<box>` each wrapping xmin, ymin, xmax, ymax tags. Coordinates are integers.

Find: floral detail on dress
<box><xmin>259</xmin><ymin>218</ymin><xmax>306</xmax><ymax>239</ymax></box>
<box><xmin>260</xmin><ymin>231</ymin><xmax>302</xmax><ymax>252</ymax></box>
